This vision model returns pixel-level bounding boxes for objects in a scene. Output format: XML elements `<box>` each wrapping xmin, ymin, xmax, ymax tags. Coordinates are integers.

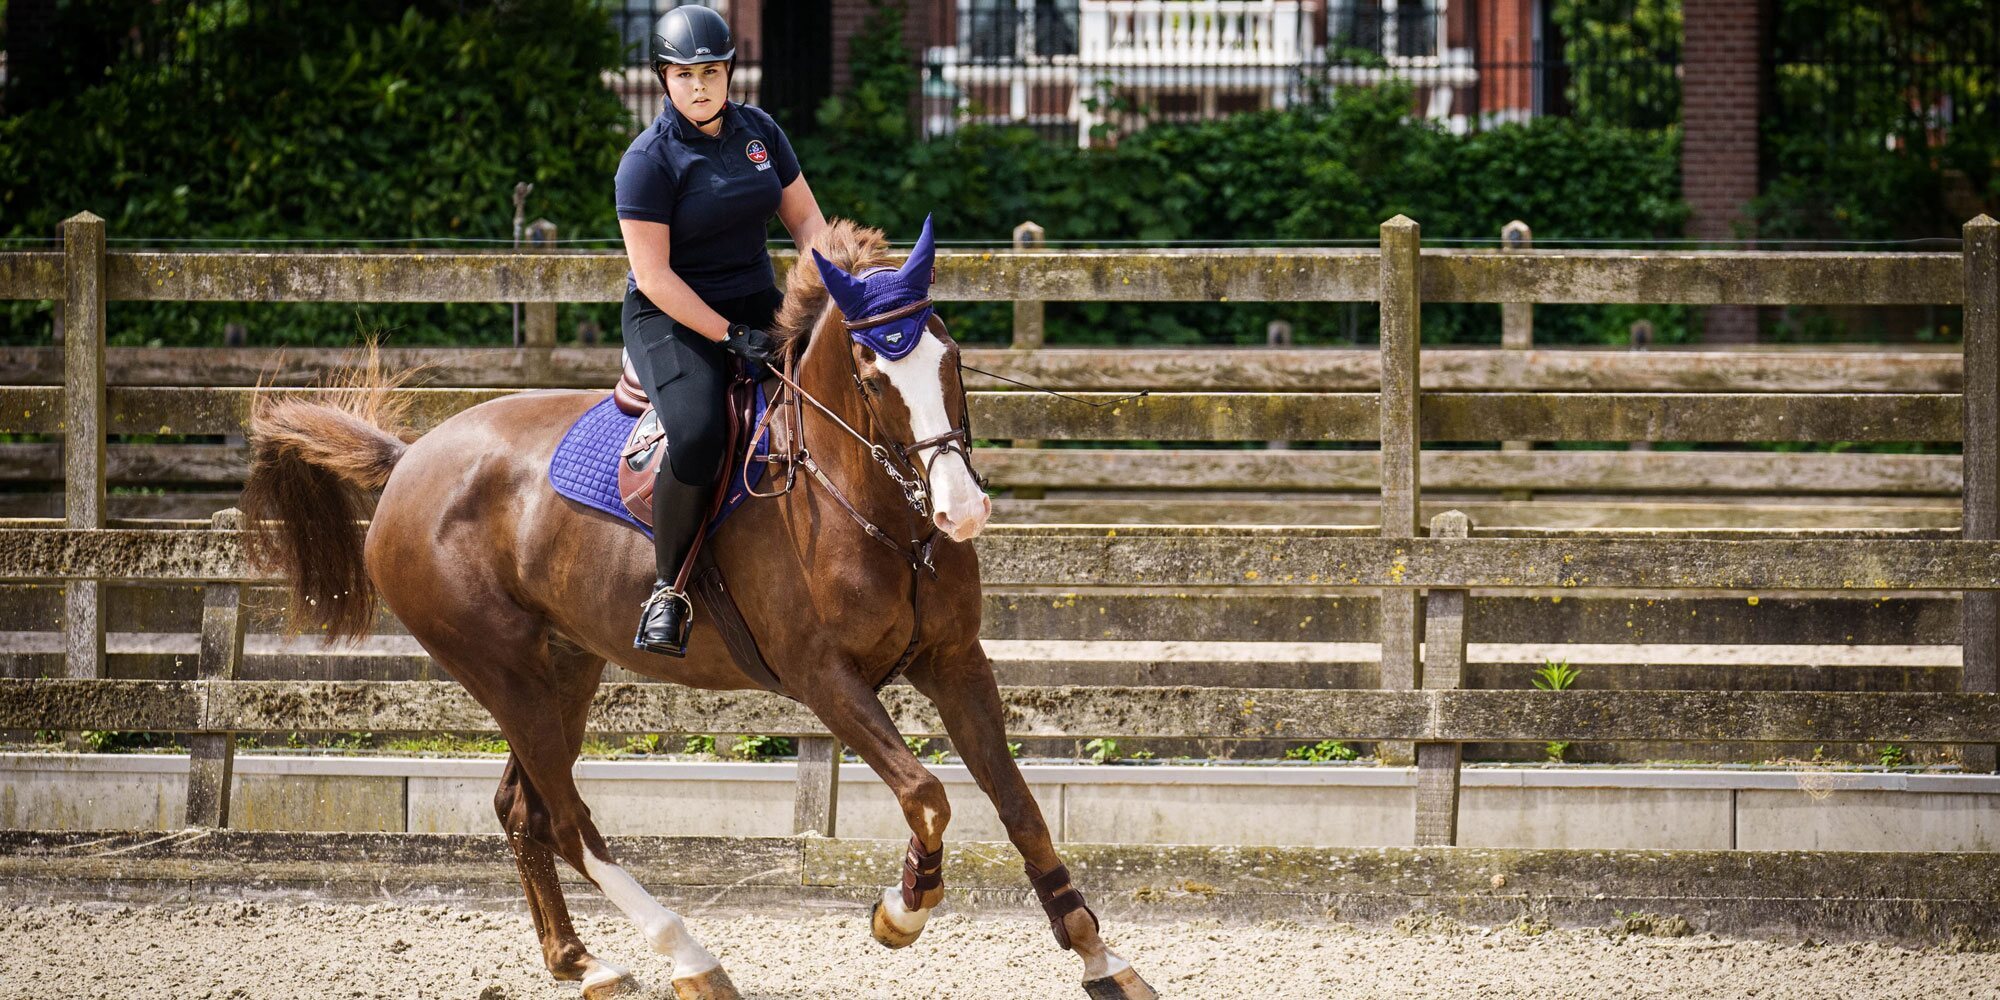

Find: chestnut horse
<box><xmin>240</xmin><ymin>220</ymin><xmax>1156</xmax><ymax>1000</ymax></box>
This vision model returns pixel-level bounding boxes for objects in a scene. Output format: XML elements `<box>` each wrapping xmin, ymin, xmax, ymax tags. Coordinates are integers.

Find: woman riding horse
<box><xmin>618</xmin><ymin>5</ymin><xmax>825</xmax><ymax>656</ymax></box>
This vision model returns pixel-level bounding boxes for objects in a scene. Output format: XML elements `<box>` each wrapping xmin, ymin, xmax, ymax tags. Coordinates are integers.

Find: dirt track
<box><xmin>2</xmin><ymin>901</ymin><xmax>1995</xmax><ymax>999</ymax></box>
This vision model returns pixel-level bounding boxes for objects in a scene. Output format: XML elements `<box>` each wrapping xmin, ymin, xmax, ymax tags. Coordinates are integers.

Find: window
<box><xmin>1331</xmin><ymin>1</ymin><xmax>1441</xmax><ymax>62</ymax></box>
<box><xmin>963</xmin><ymin>0</ymin><xmax>1079</xmax><ymax>62</ymax></box>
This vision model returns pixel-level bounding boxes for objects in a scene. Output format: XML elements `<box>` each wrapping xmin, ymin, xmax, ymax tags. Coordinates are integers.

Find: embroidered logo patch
<box><xmin>745</xmin><ymin>140</ymin><xmax>769</xmax><ymax>165</ymax></box>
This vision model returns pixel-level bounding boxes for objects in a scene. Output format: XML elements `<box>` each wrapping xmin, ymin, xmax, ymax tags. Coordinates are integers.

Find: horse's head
<box><xmin>811</xmin><ymin>215</ymin><xmax>990</xmax><ymax>542</ymax></box>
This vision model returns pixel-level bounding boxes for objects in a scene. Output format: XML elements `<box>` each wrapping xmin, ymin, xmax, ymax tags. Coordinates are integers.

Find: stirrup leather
<box><xmin>639</xmin><ymin>584</ymin><xmax>693</xmax><ymax>616</ymax></box>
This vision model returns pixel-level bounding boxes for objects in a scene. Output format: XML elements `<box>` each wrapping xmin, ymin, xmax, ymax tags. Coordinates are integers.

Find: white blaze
<box><xmin>874</xmin><ymin>330</ymin><xmax>990</xmax><ymax>540</ymax></box>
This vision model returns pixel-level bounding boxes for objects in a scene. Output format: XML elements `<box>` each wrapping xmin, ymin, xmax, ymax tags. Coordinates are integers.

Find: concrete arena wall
<box><xmin>4</xmin><ymin>753</ymin><xmax>1995</xmax><ymax>853</ymax></box>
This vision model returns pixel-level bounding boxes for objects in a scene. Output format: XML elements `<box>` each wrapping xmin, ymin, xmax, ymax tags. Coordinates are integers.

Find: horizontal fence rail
<box><xmin>1</xmin><ymin>679</ymin><xmax>1993</xmax><ymax>744</ymax></box>
<box><xmin>0</xmin><ymin>346</ymin><xmax>1965</xmax><ymax>392</ymax></box>
<box><xmin>0</xmin><ymin>387</ymin><xmax>1968</xmax><ymax>442</ymax></box>
<box><xmin>0</xmin><ymin>446</ymin><xmax>1963</xmax><ymax>495</ymax></box>
<box><xmin>0</xmin><ymin>249</ymin><xmax>1970</xmax><ymax>306</ymax></box>
<box><xmin>5</xmin><ymin>527</ymin><xmax>1999</xmax><ymax>591</ymax></box>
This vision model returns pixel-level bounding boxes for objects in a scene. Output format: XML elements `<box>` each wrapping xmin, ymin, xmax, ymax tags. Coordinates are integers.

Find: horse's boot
<box><xmin>634</xmin><ymin>471</ymin><xmax>708</xmax><ymax>656</ymax></box>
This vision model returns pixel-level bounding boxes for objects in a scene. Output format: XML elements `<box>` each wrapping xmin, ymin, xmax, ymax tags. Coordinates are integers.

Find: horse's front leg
<box><xmin>793</xmin><ymin>660</ymin><xmax>952</xmax><ymax>948</ymax></box>
<box><xmin>907</xmin><ymin>642</ymin><xmax>1158</xmax><ymax>1000</ymax></box>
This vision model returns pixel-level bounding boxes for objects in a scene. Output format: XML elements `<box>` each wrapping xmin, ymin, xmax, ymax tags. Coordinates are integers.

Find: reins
<box><xmin>739</xmin><ymin>323</ymin><xmax>963</xmax><ymax>578</ymax></box>
<box><xmin>731</xmin><ymin>294</ymin><xmax>1128</xmax><ymax>690</ymax></box>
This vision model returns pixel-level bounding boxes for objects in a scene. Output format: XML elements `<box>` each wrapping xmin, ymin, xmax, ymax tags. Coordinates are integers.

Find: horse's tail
<box><xmin>240</xmin><ymin>343</ymin><xmax>418</xmax><ymax>643</ymax></box>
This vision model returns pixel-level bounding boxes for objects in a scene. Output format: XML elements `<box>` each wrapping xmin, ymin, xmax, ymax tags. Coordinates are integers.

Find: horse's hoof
<box><xmin>581</xmin><ymin>964</ymin><xmax>641</xmax><ymax>999</ymax></box>
<box><xmin>670</xmin><ymin>966</ymin><xmax>742</xmax><ymax>1000</ymax></box>
<box><xmin>1083</xmin><ymin>967</ymin><xmax>1159</xmax><ymax>1000</ymax></box>
<box><xmin>868</xmin><ymin>898</ymin><xmax>925</xmax><ymax>950</ymax></box>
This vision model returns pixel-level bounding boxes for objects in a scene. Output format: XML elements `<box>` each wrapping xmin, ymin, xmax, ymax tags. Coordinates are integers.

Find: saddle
<box><xmin>610</xmin><ymin>351</ymin><xmax>793</xmax><ymax>525</ymax></box>
<box><xmin>609</xmin><ymin>351</ymin><xmax>797</xmax><ymax>696</ymax></box>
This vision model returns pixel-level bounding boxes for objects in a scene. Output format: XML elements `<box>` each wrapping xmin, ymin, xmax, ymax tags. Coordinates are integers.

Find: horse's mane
<box><xmin>772</xmin><ymin>218</ymin><xmax>895</xmax><ymax>351</ymax></box>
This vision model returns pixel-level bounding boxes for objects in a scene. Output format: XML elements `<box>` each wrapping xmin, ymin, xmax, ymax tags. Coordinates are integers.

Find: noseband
<box><xmin>741</xmin><ymin>303</ymin><xmax>981</xmax><ymax>579</ymax></box>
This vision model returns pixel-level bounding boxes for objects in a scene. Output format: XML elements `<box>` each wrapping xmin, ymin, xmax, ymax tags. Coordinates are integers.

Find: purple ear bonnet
<box><xmin>812</xmin><ymin>214</ymin><xmax>937</xmax><ymax>362</ymax></box>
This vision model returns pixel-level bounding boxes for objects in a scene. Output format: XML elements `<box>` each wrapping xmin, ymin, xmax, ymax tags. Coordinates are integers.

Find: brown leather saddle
<box><xmin>611</xmin><ymin>352</ymin><xmax>793</xmax><ymax>523</ymax></box>
<box><xmin>610</xmin><ymin>352</ymin><xmax>795</xmax><ymax>696</ymax></box>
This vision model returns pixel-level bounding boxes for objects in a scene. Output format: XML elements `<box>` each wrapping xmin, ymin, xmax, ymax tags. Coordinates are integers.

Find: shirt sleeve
<box><xmin>615</xmin><ymin>150</ymin><xmax>678</xmax><ymax>225</ymax></box>
<box><xmin>767</xmin><ymin>120</ymin><xmax>801</xmax><ymax>187</ymax></box>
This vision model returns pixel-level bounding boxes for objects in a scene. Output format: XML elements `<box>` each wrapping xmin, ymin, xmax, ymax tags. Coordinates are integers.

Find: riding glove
<box><xmin>721</xmin><ymin>323</ymin><xmax>777</xmax><ymax>367</ymax></box>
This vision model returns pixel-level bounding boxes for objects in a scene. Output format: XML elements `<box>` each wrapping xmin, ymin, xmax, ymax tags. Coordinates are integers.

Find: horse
<box><xmin>239</xmin><ymin>218</ymin><xmax>1157</xmax><ymax>1000</ymax></box>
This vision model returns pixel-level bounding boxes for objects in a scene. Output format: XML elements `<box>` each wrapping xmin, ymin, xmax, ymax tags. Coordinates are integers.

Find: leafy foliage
<box><xmin>8</xmin><ymin>0</ymin><xmax>1688</xmax><ymax>350</ymax></box>
<box><xmin>1549</xmin><ymin>0</ymin><xmax>1683</xmax><ymax>128</ymax></box>
<box><xmin>1</xmin><ymin>0</ymin><xmax>633</xmax><ymax>346</ymax></box>
<box><xmin>802</xmin><ymin>62</ymin><xmax>1689</xmax><ymax>346</ymax></box>
<box><xmin>1283</xmin><ymin>739</ymin><xmax>1359</xmax><ymax>763</ymax></box>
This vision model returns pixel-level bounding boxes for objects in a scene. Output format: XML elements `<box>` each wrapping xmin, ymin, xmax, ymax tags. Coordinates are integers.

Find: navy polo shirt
<box><xmin>616</xmin><ymin>99</ymin><xmax>801</xmax><ymax>301</ymax></box>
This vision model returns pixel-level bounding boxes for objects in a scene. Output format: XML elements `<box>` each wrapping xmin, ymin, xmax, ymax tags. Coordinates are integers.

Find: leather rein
<box><xmin>738</xmin><ymin>303</ymin><xmax>978</xmax><ymax>577</ymax></box>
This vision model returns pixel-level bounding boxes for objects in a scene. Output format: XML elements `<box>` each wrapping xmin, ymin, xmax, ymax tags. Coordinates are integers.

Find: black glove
<box><xmin>721</xmin><ymin>323</ymin><xmax>777</xmax><ymax>367</ymax></box>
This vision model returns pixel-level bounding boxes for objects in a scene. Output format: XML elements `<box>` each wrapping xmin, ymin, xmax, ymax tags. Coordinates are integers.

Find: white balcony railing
<box><xmin>1079</xmin><ymin>1</ymin><xmax>1307</xmax><ymax>66</ymax></box>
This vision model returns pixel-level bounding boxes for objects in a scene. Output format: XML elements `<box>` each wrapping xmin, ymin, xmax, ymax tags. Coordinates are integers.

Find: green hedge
<box><xmin>4</xmin><ymin>0</ymin><xmax>1690</xmax><ymax>349</ymax></box>
<box><xmin>2</xmin><ymin>0</ymin><xmax>633</xmax><ymax>347</ymax></box>
<box><xmin>801</xmin><ymin>0</ymin><xmax>1691</xmax><ymax>346</ymax></box>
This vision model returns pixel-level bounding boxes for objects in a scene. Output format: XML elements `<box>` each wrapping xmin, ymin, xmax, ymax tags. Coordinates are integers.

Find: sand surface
<box><xmin>3</xmin><ymin>901</ymin><xmax>1996</xmax><ymax>999</ymax></box>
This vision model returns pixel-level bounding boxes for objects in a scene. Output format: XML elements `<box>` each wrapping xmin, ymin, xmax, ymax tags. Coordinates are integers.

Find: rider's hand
<box><xmin>721</xmin><ymin>323</ymin><xmax>777</xmax><ymax>367</ymax></box>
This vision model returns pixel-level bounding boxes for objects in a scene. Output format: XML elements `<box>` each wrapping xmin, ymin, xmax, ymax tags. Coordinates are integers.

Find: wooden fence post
<box><xmin>1627</xmin><ymin>320</ymin><xmax>1656</xmax><ymax>454</ymax></box>
<box><xmin>1011</xmin><ymin>221</ymin><xmax>1046</xmax><ymax>350</ymax></box>
<box><xmin>186</xmin><ymin>508</ymin><xmax>247</xmax><ymax>827</ymax></box>
<box><xmin>1011</xmin><ymin>221</ymin><xmax>1047</xmax><ymax>501</ymax></box>
<box><xmin>1500</xmin><ymin>221</ymin><xmax>1532</xmax><ymax>502</ymax></box>
<box><xmin>1500</xmin><ymin>221</ymin><xmax>1532</xmax><ymax>348</ymax></box>
<box><xmin>1377</xmin><ymin>216</ymin><xmax>1423</xmax><ymax>767</ymax></box>
<box><xmin>1962</xmin><ymin>215</ymin><xmax>1998</xmax><ymax>774</ymax></box>
<box><xmin>524</xmin><ymin>219</ymin><xmax>558</xmax><ymax>349</ymax></box>
<box><xmin>1266</xmin><ymin>320</ymin><xmax>1293</xmax><ymax>450</ymax></box>
<box><xmin>793</xmin><ymin>736</ymin><xmax>842</xmax><ymax>836</ymax></box>
<box><xmin>1415</xmin><ymin>510</ymin><xmax>1470</xmax><ymax>845</ymax></box>
<box><xmin>62</xmin><ymin>212</ymin><xmax>107</xmax><ymax>694</ymax></box>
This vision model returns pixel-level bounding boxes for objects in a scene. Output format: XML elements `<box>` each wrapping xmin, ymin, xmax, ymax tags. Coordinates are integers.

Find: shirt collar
<box><xmin>660</xmin><ymin>97</ymin><xmax>734</xmax><ymax>142</ymax></box>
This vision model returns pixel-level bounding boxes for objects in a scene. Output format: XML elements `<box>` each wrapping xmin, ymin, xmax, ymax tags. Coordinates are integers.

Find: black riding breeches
<box><xmin>621</xmin><ymin>284</ymin><xmax>783</xmax><ymax>489</ymax></box>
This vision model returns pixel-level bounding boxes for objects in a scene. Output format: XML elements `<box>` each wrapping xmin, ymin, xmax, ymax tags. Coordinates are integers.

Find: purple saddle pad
<box><xmin>548</xmin><ymin>391</ymin><xmax>769</xmax><ymax>540</ymax></box>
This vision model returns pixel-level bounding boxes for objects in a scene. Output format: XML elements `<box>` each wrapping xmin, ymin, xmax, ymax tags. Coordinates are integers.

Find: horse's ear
<box><xmin>900</xmin><ymin>214</ymin><xmax>936</xmax><ymax>291</ymax></box>
<box><xmin>812</xmin><ymin>248</ymin><xmax>870</xmax><ymax>319</ymax></box>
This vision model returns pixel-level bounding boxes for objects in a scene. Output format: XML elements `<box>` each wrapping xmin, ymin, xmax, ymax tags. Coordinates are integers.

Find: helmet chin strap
<box><xmin>689</xmin><ymin>101</ymin><xmax>727</xmax><ymax>128</ymax></box>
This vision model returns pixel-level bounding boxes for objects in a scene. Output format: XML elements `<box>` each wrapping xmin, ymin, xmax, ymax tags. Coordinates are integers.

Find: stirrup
<box><xmin>639</xmin><ymin>584</ymin><xmax>692</xmax><ymax>614</ymax></box>
<box><xmin>635</xmin><ymin>584</ymin><xmax>694</xmax><ymax>655</ymax></box>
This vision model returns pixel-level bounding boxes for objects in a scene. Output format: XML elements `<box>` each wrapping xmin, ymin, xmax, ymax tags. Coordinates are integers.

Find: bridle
<box><xmin>739</xmin><ymin>298</ymin><xmax>982</xmax><ymax>580</ymax></box>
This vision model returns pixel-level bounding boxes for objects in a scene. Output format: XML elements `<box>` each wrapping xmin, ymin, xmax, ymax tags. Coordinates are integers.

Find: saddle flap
<box><xmin>615</xmin><ymin>408</ymin><xmax>667</xmax><ymax>529</ymax></box>
<box><xmin>614</xmin><ymin>377</ymin><xmax>782</xmax><ymax>533</ymax></box>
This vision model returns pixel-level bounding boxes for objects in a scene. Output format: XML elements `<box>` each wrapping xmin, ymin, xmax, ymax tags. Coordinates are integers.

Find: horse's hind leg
<box><xmin>908</xmin><ymin>644</ymin><xmax>1157</xmax><ymax>1000</ymax></box>
<box><xmin>417</xmin><ymin>607</ymin><xmax>738</xmax><ymax>999</ymax></box>
<box><xmin>495</xmin><ymin>753</ymin><xmax>634</xmax><ymax>997</ymax></box>
<box><xmin>488</xmin><ymin>670</ymin><xmax>738</xmax><ymax>999</ymax></box>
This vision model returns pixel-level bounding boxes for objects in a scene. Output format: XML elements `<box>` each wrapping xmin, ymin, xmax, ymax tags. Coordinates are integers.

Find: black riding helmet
<box><xmin>651</xmin><ymin>5</ymin><xmax>735</xmax><ymax>68</ymax></box>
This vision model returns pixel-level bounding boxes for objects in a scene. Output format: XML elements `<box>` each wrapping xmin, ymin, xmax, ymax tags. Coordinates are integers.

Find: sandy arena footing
<box><xmin>1</xmin><ymin>901</ymin><xmax>1995</xmax><ymax>999</ymax></box>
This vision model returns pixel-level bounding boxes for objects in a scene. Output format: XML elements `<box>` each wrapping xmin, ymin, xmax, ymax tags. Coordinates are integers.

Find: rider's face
<box><xmin>662</xmin><ymin>61</ymin><xmax>729</xmax><ymax>123</ymax></box>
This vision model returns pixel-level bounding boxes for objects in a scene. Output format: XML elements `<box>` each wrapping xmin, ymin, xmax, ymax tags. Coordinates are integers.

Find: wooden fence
<box><xmin>0</xmin><ymin>212</ymin><xmax>1996</xmax><ymax>862</ymax></box>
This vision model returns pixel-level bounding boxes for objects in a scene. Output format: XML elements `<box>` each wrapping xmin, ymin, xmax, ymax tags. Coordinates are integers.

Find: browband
<box><xmin>845</xmin><ymin>297</ymin><xmax>934</xmax><ymax>331</ymax></box>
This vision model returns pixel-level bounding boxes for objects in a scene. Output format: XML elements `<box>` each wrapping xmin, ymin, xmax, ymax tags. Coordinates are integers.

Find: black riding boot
<box><xmin>634</xmin><ymin>471</ymin><xmax>710</xmax><ymax>656</ymax></box>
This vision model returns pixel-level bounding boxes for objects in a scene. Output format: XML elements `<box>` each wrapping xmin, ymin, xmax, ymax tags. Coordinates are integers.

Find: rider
<box><xmin>616</xmin><ymin>5</ymin><xmax>826</xmax><ymax>656</ymax></box>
